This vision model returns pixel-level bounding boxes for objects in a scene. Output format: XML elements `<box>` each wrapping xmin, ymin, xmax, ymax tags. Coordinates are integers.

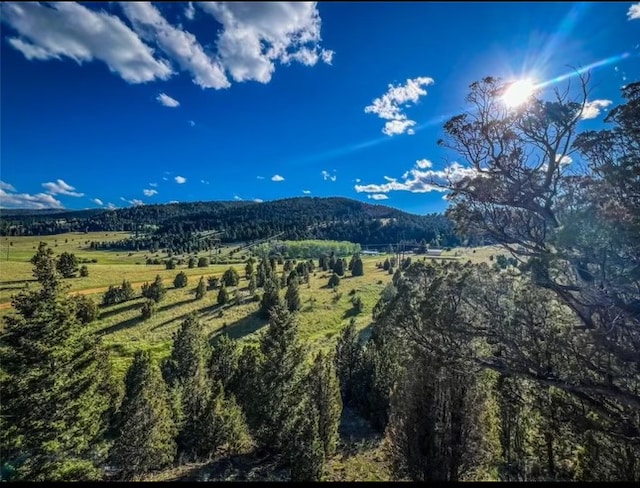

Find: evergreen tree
<box><xmin>308</xmin><ymin>351</ymin><xmax>342</xmax><ymax>458</ymax></box>
<box><xmin>79</xmin><ymin>265</ymin><xmax>89</xmax><ymax>277</ymax></box>
<box><xmin>333</xmin><ymin>258</ymin><xmax>345</xmax><ymax>276</ymax></box>
<box><xmin>141</xmin><ymin>275</ymin><xmax>166</xmax><ymax>303</ymax></box>
<box><xmin>110</xmin><ymin>351</ymin><xmax>176</xmax><ymax>480</ymax></box>
<box><xmin>222</xmin><ymin>267</ymin><xmax>240</xmax><ymax>287</ymax></box>
<box><xmin>245</xmin><ymin>260</ymin><xmax>254</xmax><ymax>280</ymax></box>
<box><xmin>285</xmin><ymin>279</ymin><xmax>302</xmax><ymax>313</ymax></box>
<box><xmin>207</xmin><ymin>276</ymin><xmax>220</xmax><ymax>290</ymax></box>
<box><xmin>121</xmin><ymin>279</ymin><xmax>135</xmax><ymax>300</ymax></box>
<box><xmin>248</xmin><ymin>273</ymin><xmax>257</xmax><ymax>296</ymax></box>
<box><xmin>209</xmin><ymin>334</ymin><xmax>240</xmax><ymax>391</ymax></box>
<box><xmin>188</xmin><ymin>257</ymin><xmax>197</xmax><ymax>268</ymax></box>
<box><xmin>256</xmin><ymin>304</ymin><xmax>306</xmax><ymax>449</ymax></box>
<box><xmin>351</xmin><ymin>255</ymin><xmax>364</xmax><ymax>277</ymax></box>
<box><xmin>328</xmin><ymin>273</ymin><xmax>340</xmax><ymax>288</ymax></box>
<box><xmin>57</xmin><ymin>251</ymin><xmax>79</xmax><ymax>278</ymax></box>
<box><xmin>259</xmin><ymin>277</ymin><xmax>280</xmax><ymax>319</ymax></box>
<box><xmin>163</xmin><ymin>315</ymin><xmax>210</xmax><ymax>460</ymax></box>
<box><xmin>383</xmin><ymin>257</ymin><xmax>391</xmax><ymax>271</ymax></box>
<box><xmin>217</xmin><ymin>284</ymin><xmax>229</xmax><ymax>306</ymax></box>
<box><xmin>195</xmin><ymin>276</ymin><xmax>206</xmax><ymax>300</ymax></box>
<box><xmin>1</xmin><ymin>243</ymin><xmax>115</xmax><ymax>481</ymax></box>
<box><xmin>72</xmin><ymin>294</ymin><xmax>99</xmax><ymax>324</ymax></box>
<box><xmin>173</xmin><ymin>271</ymin><xmax>188</xmax><ymax>288</ymax></box>
<box><xmin>140</xmin><ymin>299</ymin><xmax>156</xmax><ymax>320</ymax></box>
<box><xmin>334</xmin><ymin>318</ymin><xmax>362</xmax><ymax>403</ymax></box>
<box><xmin>286</xmin><ymin>400</ymin><xmax>325</xmax><ymax>482</ymax></box>
<box><xmin>165</xmin><ymin>259</ymin><xmax>176</xmax><ymax>270</ymax></box>
<box><xmin>197</xmin><ymin>257</ymin><xmax>209</xmax><ymax>268</ymax></box>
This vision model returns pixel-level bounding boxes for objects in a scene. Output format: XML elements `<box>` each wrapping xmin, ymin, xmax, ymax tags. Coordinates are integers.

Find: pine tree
<box><xmin>173</xmin><ymin>271</ymin><xmax>188</xmax><ymax>288</ymax></box>
<box><xmin>328</xmin><ymin>273</ymin><xmax>340</xmax><ymax>288</ymax></box>
<box><xmin>248</xmin><ymin>273</ymin><xmax>257</xmax><ymax>296</ymax></box>
<box><xmin>57</xmin><ymin>251</ymin><xmax>79</xmax><ymax>278</ymax></box>
<box><xmin>79</xmin><ymin>265</ymin><xmax>89</xmax><ymax>277</ymax></box>
<box><xmin>222</xmin><ymin>267</ymin><xmax>240</xmax><ymax>287</ymax></box>
<box><xmin>256</xmin><ymin>304</ymin><xmax>306</xmax><ymax>449</ymax></box>
<box><xmin>333</xmin><ymin>256</ymin><xmax>344</xmax><ymax>276</ymax></box>
<box><xmin>285</xmin><ymin>279</ymin><xmax>301</xmax><ymax>313</ymax></box>
<box><xmin>141</xmin><ymin>275</ymin><xmax>166</xmax><ymax>303</ymax></box>
<box><xmin>2</xmin><ymin>243</ymin><xmax>115</xmax><ymax>481</ymax></box>
<box><xmin>286</xmin><ymin>399</ymin><xmax>325</xmax><ymax>482</ymax></box>
<box><xmin>110</xmin><ymin>351</ymin><xmax>176</xmax><ymax>480</ymax></box>
<box><xmin>259</xmin><ymin>277</ymin><xmax>280</xmax><ymax>319</ymax></box>
<box><xmin>140</xmin><ymin>299</ymin><xmax>156</xmax><ymax>320</ymax></box>
<box><xmin>308</xmin><ymin>351</ymin><xmax>342</xmax><ymax>458</ymax></box>
<box><xmin>163</xmin><ymin>315</ymin><xmax>211</xmax><ymax>460</ymax></box>
<box><xmin>72</xmin><ymin>294</ymin><xmax>99</xmax><ymax>324</ymax></box>
<box><xmin>195</xmin><ymin>276</ymin><xmax>207</xmax><ymax>300</ymax></box>
<box><xmin>209</xmin><ymin>334</ymin><xmax>240</xmax><ymax>390</ymax></box>
<box><xmin>351</xmin><ymin>256</ymin><xmax>364</xmax><ymax>277</ymax></box>
<box><xmin>217</xmin><ymin>284</ymin><xmax>230</xmax><ymax>306</ymax></box>
<box><xmin>334</xmin><ymin>318</ymin><xmax>362</xmax><ymax>403</ymax></box>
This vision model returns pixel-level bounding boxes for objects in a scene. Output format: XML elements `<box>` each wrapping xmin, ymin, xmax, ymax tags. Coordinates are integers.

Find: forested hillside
<box><xmin>0</xmin><ymin>197</ymin><xmax>463</xmax><ymax>248</ymax></box>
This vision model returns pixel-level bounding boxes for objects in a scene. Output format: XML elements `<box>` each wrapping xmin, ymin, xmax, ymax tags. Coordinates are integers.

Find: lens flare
<box><xmin>502</xmin><ymin>79</ymin><xmax>537</xmax><ymax>107</ymax></box>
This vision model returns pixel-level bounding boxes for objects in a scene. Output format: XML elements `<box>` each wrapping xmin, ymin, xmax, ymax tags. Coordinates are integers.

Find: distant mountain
<box><xmin>0</xmin><ymin>197</ymin><xmax>462</xmax><ymax>247</ymax></box>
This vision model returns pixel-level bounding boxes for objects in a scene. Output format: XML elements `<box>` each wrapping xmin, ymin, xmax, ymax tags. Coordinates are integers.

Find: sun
<box><xmin>502</xmin><ymin>79</ymin><xmax>537</xmax><ymax>108</ymax></box>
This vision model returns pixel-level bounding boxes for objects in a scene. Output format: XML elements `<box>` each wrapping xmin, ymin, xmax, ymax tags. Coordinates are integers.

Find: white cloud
<box><xmin>628</xmin><ymin>3</ymin><xmax>640</xmax><ymax>20</ymax></box>
<box><xmin>143</xmin><ymin>188</ymin><xmax>158</xmax><ymax>196</ymax></box>
<box><xmin>355</xmin><ymin>159</ymin><xmax>474</xmax><ymax>194</ymax></box>
<box><xmin>92</xmin><ymin>198</ymin><xmax>104</xmax><ymax>206</ymax></box>
<box><xmin>197</xmin><ymin>2</ymin><xmax>333</xmax><ymax>84</ymax></box>
<box><xmin>42</xmin><ymin>179</ymin><xmax>84</xmax><ymax>197</ymax></box>
<box><xmin>556</xmin><ymin>155</ymin><xmax>573</xmax><ymax>166</ymax></box>
<box><xmin>354</xmin><ymin>178</ymin><xmax>361</xmax><ymax>183</ymax></box>
<box><xmin>365</xmin><ymin>77</ymin><xmax>435</xmax><ymax>136</ymax></box>
<box><xmin>582</xmin><ymin>99</ymin><xmax>613</xmax><ymax>119</ymax></box>
<box><xmin>168</xmin><ymin>200</ymin><xmax>179</xmax><ymax>204</ymax></box>
<box><xmin>156</xmin><ymin>92</ymin><xmax>180</xmax><ymax>107</ymax></box>
<box><xmin>234</xmin><ymin>195</ymin><xmax>243</xmax><ymax>201</ymax></box>
<box><xmin>175</xmin><ymin>176</ymin><xmax>187</xmax><ymax>184</ymax></box>
<box><xmin>271</xmin><ymin>174</ymin><xmax>285</xmax><ymax>182</ymax></box>
<box><xmin>185</xmin><ymin>2</ymin><xmax>195</xmax><ymax>20</ymax></box>
<box><xmin>3</xmin><ymin>2</ymin><xmax>333</xmax><ymax>90</ymax></box>
<box><xmin>200</xmin><ymin>179</ymin><xmax>210</xmax><ymax>184</ymax></box>
<box><xmin>302</xmin><ymin>190</ymin><xmax>311</xmax><ymax>194</ymax></box>
<box><xmin>120</xmin><ymin>2</ymin><xmax>230</xmax><ymax>90</ymax></box>
<box><xmin>106</xmin><ymin>202</ymin><xmax>116</xmax><ymax>209</ymax></box>
<box><xmin>321</xmin><ymin>170</ymin><xmax>337</xmax><ymax>181</ymax></box>
<box><xmin>0</xmin><ymin>181</ymin><xmax>16</xmax><ymax>192</ymax></box>
<box><xmin>188</xmin><ymin>120</ymin><xmax>196</xmax><ymax>127</ymax></box>
<box><xmin>162</xmin><ymin>176</ymin><xmax>169</xmax><ymax>181</ymax></box>
<box><xmin>2</xmin><ymin>2</ymin><xmax>172</xmax><ymax>83</ymax></box>
<box><xmin>368</xmin><ymin>194</ymin><xmax>389</xmax><ymax>200</ymax></box>
<box><xmin>131</xmin><ymin>199</ymin><xmax>144</xmax><ymax>206</ymax></box>
<box><xmin>0</xmin><ymin>187</ymin><xmax>63</xmax><ymax>209</ymax></box>
<box><xmin>253</xmin><ymin>198</ymin><xmax>263</xmax><ymax>203</ymax></box>
<box><xmin>120</xmin><ymin>197</ymin><xmax>128</xmax><ymax>202</ymax></box>
<box><xmin>416</xmin><ymin>159</ymin><xmax>433</xmax><ymax>169</ymax></box>
<box><xmin>257</xmin><ymin>176</ymin><xmax>265</xmax><ymax>180</ymax></box>
<box><xmin>149</xmin><ymin>182</ymin><xmax>158</xmax><ymax>187</ymax></box>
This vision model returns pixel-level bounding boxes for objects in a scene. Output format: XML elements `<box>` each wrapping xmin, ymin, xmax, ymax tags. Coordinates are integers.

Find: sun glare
<box><xmin>502</xmin><ymin>79</ymin><xmax>536</xmax><ymax>108</ymax></box>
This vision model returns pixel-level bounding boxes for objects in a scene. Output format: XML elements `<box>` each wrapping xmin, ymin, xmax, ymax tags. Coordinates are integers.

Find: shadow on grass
<box><xmin>213</xmin><ymin>311</ymin><xmax>267</xmax><ymax>341</ymax></box>
<box><xmin>98</xmin><ymin>315</ymin><xmax>143</xmax><ymax>336</ymax></box>
<box><xmin>98</xmin><ymin>301</ymin><xmax>141</xmax><ymax>319</ymax></box>
<box><xmin>342</xmin><ymin>307</ymin><xmax>361</xmax><ymax>320</ymax></box>
<box><xmin>157</xmin><ymin>297</ymin><xmax>196</xmax><ymax>314</ymax></box>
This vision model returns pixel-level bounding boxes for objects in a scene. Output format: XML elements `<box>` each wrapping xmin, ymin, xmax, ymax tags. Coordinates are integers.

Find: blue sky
<box><xmin>1</xmin><ymin>2</ymin><xmax>639</xmax><ymax>215</ymax></box>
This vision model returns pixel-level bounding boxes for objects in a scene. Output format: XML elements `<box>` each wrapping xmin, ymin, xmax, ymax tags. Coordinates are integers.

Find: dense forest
<box><xmin>1</xmin><ymin>77</ymin><xmax>638</xmax><ymax>481</ymax></box>
<box><xmin>0</xmin><ymin>197</ymin><xmax>464</xmax><ymax>251</ymax></box>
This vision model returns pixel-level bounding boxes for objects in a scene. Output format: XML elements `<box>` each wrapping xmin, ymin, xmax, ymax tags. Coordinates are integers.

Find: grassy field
<box><xmin>0</xmin><ymin>232</ymin><xmax>505</xmax><ymax>481</ymax></box>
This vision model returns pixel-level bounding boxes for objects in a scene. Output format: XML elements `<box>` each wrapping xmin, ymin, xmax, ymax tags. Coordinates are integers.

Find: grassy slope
<box><xmin>0</xmin><ymin>232</ymin><xmax>505</xmax><ymax>481</ymax></box>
